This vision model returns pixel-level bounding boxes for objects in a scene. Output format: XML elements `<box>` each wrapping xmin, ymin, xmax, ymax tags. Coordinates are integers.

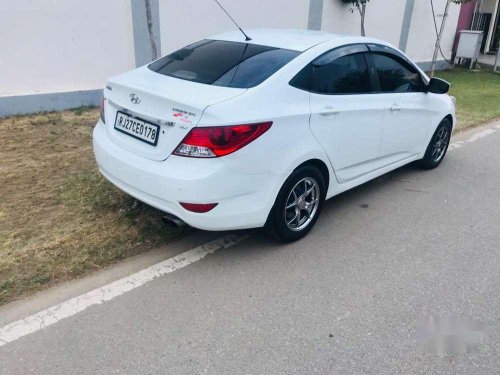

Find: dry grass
<box><xmin>0</xmin><ymin>108</ymin><xmax>186</xmax><ymax>305</ymax></box>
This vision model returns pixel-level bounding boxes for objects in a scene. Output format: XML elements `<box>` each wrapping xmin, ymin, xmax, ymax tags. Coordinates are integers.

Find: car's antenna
<box><xmin>213</xmin><ymin>0</ymin><xmax>252</xmax><ymax>41</ymax></box>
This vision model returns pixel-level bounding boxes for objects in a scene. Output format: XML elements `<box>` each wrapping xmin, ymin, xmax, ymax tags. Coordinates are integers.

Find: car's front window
<box><xmin>148</xmin><ymin>40</ymin><xmax>300</xmax><ymax>89</ymax></box>
<box><xmin>371</xmin><ymin>53</ymin><xmax>424</xmax><ymax>93</ymax></box>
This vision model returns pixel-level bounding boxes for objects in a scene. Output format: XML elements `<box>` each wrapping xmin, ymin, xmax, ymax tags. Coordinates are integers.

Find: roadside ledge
<box><xmin>0</xmin><ymin>90</ymin><xmax>101</xmax><ymax>117</ymax></box>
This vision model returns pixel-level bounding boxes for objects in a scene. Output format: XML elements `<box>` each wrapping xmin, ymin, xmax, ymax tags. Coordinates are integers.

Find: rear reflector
<box><xmin>173</xmin><ymin>122</ymin><xmax>272</xmax><ymax>158</ymax></box>
<box><xmin>99</xmin><ymin>93</ymin><xmax>105</xmax><ymax>123</ymax></box>
<box><xmin>179</xmin><ymin>202</ymin><xmax>218</xmax><ymax>213</ymax></box>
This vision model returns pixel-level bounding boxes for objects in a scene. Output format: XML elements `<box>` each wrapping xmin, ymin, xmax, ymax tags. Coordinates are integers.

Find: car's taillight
<box><xmin>99</xmin><ymin>93</ymin><xmax>105</xmax><ymax>123</ymax></box>
<box><xmin>173</xmin><ymin>122</ymin><xmax>272</xmax><ymax>158</ymax></box>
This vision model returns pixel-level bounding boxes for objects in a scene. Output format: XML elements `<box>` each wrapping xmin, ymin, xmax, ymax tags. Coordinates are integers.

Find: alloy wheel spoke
<box><xmin>287</xmin><ymin>211</ymin><xmax>298</xmax><ymax>226</ymax></box>
<box><xmin>305</xmin><ymin>185</ymin><xmax>315</xmax><ymax>197</ymax></box>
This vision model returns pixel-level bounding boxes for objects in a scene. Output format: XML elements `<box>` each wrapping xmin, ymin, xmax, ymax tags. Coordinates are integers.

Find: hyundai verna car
<box><xmin>93</xmin><ymin>29</ymin><xmax>455</xmax><ymax>242</ymax></box>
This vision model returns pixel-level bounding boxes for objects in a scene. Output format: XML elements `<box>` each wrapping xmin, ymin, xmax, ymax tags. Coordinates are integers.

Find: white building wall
<box><xmin>405</xmin><ymin>0</ymin><xmax>461</xmax><ymax>63</ymax></box>
<box><xmin>159</xmin><ymin>0</ymin><xmax>460</xmax><ymax>65</ymax></box>
<box><xmin>0</xmin><ymin>0</ymin><xmax>463</xmax><ymax>116</ymax></box>
<box><xmin>159</xmin><ymin>0</ymin><xmax>310</xmax><ymax>54</ymax></box>
<box><xmin>0</xmin><ymin>0</ymin><xmax>135</xmax><ymax>97</ymax></box>
<box><xmin>322</xmin><ymin>0</ymin><xmax>407</xmax><ymax>47</ymax></box>
<box><xmin>322</xmin><ymin>0</ymin><xmax>460</xmax><ymax>64</ymax></box>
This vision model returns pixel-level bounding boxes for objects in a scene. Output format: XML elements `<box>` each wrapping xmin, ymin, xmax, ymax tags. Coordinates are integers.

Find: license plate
<box><xmin>114</xmin><ymin>111</ymin><xmax>160</xmax><ymax>146</ymax></box>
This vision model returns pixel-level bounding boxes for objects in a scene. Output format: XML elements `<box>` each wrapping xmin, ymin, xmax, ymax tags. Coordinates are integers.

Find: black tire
<box><xmin>266</xmin><ymin>165</ymin><xmax>326</xmax><ymax>242</ymax></box>
<box><xmin>418</xmin><ymin>118</ymin><xmax>452</xmax><ymax>170</ymax></box>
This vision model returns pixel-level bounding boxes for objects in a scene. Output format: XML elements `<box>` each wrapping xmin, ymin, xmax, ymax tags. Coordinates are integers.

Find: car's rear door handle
<box><xmin>389</xmin><ymin>104</ymin><xmax>401</xmax><ymax>112</ymax></box>
<box><xmin>319</xmin><ymin>106</ymin><xmax>340</xmax><ymax>117</ymax></box>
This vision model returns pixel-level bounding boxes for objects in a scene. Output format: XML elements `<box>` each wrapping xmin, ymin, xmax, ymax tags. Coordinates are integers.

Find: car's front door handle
<box><xmin>389</xmin><ymin>104</ymin><xmax>401</xmax><ymax>112</ymax></box>
<box><xmin>319</xmin><ymin>107</ymin><xmax>340</xmax><ymax>117</ymax></box>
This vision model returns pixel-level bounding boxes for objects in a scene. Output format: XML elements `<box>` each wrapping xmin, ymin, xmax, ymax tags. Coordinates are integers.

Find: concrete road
<box><xmin>1</xmin><ymin>121</ymin><xmax>500</xmax><ymax>374</ymax></box>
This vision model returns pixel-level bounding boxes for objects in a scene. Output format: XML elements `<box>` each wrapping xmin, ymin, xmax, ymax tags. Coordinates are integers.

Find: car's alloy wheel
<box><xmin>267</xmin><ymin>165</ymin><xmax>325</xmax><ymax>242</ymax></box>
<box><xmin>284</xmin><ymin>177</ymin><xmax>320</xmax><ymax>232</ymax></box>
<box><xmin>431</xmin><ymin>126</ymin><xmax>449</xmax><ymax>163</ymax></box>
<box><xmin>419</xmin><ymin>118</ymin><xmax>452</xmax><ymax>170</ymax></box>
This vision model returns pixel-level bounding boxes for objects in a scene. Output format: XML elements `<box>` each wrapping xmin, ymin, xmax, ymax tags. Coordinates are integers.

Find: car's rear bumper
<box><xmin>93</xmin><ymin>121</ymin><xmax>282</xmax><ymax>231</ymax></box>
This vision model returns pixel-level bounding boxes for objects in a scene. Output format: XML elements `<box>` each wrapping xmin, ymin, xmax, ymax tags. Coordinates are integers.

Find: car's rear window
<box><xmin>148</xmin><ymin>40</ymin><xmax>300</xmax><ymax>89</ymax></box>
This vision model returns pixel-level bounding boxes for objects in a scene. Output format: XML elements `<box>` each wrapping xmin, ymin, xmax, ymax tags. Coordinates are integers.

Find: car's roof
<box><xmin>208</xmin><ymin>28</ymin><xmax>361</xmax><ymax>52</ymax></box>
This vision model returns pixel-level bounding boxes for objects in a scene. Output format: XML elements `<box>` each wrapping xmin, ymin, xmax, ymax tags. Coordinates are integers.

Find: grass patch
<box><xmin>435</xmin><ymin>69</ymin><xmax>500</xmax><ymax>130</ymax></box>
<box><xmin>0</xmin><ymin>109</ymin><xmax>187</xmax><ymax>304</ymax></box>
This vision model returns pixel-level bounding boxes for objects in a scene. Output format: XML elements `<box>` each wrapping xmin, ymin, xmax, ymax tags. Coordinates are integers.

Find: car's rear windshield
<box><xmin>148</xmin><ymin>40</ymin><xmax>300</xmax><ymax>89</ymax></box>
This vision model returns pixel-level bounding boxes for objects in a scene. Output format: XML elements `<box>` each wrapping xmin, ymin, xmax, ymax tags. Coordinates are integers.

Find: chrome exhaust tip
<box><xmin>161</xmin><ymin>213</ymin><xmax>185</xmax><ymax>228</ymax></box>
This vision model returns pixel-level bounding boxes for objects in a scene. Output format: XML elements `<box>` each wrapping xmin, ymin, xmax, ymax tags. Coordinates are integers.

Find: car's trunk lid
<box><xmin>103</xmin><ymin>66</ymin><xmax>246</xmax><ymax>161</ymax></box>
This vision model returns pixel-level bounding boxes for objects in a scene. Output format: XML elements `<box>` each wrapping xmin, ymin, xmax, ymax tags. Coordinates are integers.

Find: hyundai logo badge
<box><xmin>129</xmin><ymin>93</ymin><xmax>141</xmax><ymax>104</ymax></box>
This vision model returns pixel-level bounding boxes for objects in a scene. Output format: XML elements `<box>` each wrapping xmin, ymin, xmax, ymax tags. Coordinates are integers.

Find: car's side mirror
<box><xmin>426</xmin><ymin>77</ymin><xmax>450</xmax><ymax>94</ymax></box>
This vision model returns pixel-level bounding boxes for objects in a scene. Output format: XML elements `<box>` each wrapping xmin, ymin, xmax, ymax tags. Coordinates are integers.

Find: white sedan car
<box><xmin>93</xmin><ymin>29</ymin><xmax>455</xmax><ymax>242</ymax></box>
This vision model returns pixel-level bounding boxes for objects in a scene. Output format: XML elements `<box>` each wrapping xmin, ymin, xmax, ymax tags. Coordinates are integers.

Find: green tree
<box><xmin>340</xmin><ymin>0</ymin><xmax>370</xmax><ymax>36</ymax></box>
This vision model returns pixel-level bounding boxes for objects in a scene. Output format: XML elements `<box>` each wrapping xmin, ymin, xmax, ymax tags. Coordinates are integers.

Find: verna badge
<box><xmin>129</xmin><ymin>93</ymin><xmax>141</xmax><ymax>104</ymax></box>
